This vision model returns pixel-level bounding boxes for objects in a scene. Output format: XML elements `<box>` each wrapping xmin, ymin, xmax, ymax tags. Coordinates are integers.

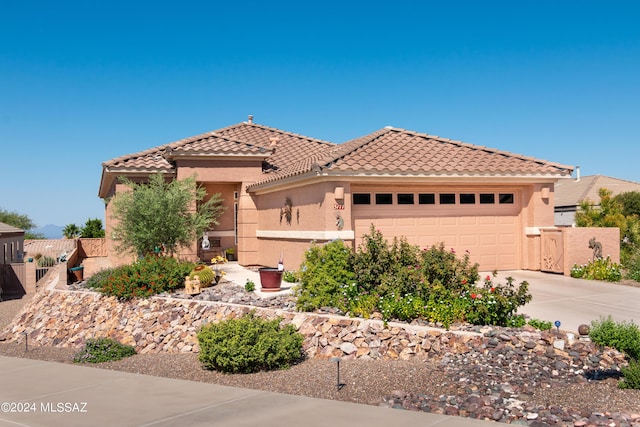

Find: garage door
<box><xmin>354</xmin><ymin>215</ymin><xmax>518</xmax><ymax>271</ymax></box>
<box><xmin>350</xmin><ymin>189</ymin><xmax>522</xmax><ymax>271</ymax></box>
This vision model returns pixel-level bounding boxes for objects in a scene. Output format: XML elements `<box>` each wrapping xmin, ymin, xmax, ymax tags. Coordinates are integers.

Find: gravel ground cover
<box><xmin>1</xmin><ymin>284</ymin><xmax>640</xmax><ymax>425</ymax></box>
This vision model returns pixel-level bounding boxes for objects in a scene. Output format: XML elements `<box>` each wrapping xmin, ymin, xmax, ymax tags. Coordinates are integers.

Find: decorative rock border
<box><xmin>0</xmin><ymin>289</ymin><xmax>628</xmax><ymax>370</ymax></box>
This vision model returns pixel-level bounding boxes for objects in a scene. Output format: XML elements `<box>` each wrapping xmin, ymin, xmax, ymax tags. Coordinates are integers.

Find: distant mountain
<box><xmin>33</xmin><ymin>224</ymin><xmax>64</xmax><ymax>239</ymax></box>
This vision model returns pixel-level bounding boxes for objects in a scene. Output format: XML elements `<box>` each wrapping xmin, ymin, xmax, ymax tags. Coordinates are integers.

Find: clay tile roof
<box><xmin>214</xmin><ymin>122</ymin><xmax>335</xmax><ymax>171</ymax></box>
<box><xmin>102</xmin><ymin>129</ymin><xmax>270</xmax><ymax>173</ymax></box>
<box><xmin>247</xmin><ymin>127</ymin><xmax>573</xmax><ymax>190</ymax></box>
<box><xmin>0</xmin><ymin>221</ymin><xmax>24</xmax><ymax>234</ymax></box>
<box><xmin>554</xmin><ymin>175</ymin><xmax>640</xmax><ymax>207</ymax></box>
<box><xmin>23</xmin><ymin>239</ymin><xmax>76</xmax><ymax>257</ymax></box>
<box><xmin>102</xmin><ymin>122</ymin><xmax>334</xmax><ymax>173</ymax></box>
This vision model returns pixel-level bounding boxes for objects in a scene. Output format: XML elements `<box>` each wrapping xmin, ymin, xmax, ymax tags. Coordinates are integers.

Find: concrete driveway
<box><xmin>500</xmin><ymin>270</ymin><xmax>640</xmax><ymax>333</ymax></box>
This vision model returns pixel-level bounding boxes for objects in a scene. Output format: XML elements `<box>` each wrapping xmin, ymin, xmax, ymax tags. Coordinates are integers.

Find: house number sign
<box><xmin>334</xmin><ymin>204</ymin><xmax>345</xmax><ymax>210</ymax></box>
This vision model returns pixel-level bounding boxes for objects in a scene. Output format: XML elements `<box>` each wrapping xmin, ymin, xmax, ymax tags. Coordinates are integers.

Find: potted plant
<box><xmin>225</xmin><ymin>248</ymin><xmax>236</xmax><ymax>261</ymax></box>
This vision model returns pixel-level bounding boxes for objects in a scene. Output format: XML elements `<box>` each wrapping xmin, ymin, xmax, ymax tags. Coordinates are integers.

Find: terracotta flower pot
<box><xmin>258</xmin><ymin>268</ymin><xmax>283</xmax><ymax>292</ymax></box>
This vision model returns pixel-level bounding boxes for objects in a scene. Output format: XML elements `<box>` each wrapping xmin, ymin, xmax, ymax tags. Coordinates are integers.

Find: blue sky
<box><xmin>1</xmin><ymin>1</ymin><xmax>639</xmax><ymax>228</ymax></box>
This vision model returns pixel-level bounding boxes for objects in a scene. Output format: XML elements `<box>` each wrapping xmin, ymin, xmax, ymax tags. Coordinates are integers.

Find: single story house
<box><xmin>555</xmin><ymin>174</ymin><xmax>640</xmax><ymax>227</ymax></box>
<box><xmin>0</xmin><ymin>221</ymin><xmax>25</xmax><ymax>264</ymax></box>
<box><xmin>99</xmin><ymin>117</ymin><xmax>574</xmax><ymax>272</ymax></box>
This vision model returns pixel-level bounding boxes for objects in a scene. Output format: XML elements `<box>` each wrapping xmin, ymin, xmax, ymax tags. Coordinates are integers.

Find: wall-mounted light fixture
<box><xmin>334</xmin><ymin>186</ymin><xmax>345</xmax><ymax>201</ymax></box>
<box><xmin>541</xmin><ymin>186</ymin><xmax>550</xmax><ymax>200</ymax></box>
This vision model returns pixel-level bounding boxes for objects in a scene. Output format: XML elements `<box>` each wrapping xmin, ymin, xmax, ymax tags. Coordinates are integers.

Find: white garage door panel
<box><xmin>354</xmin><ymin>215</ymin><xmax>518</xmax><ymax>271</ymax></box>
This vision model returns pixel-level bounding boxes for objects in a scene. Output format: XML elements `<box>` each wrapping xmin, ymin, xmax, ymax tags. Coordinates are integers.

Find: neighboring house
<box><xmin>99</xmin><ymin>117</ymin><xmax>573</xmax><ymax>272</ymax></box>
<box><xmin>0</xmin><ymin>221</ymin><xmax>25</xmax><ymax>264</ymax></box>
<box><xmin>554</xmin><ymin>174</ymin><xmax>640</xmax><ymax>227</ymax></box>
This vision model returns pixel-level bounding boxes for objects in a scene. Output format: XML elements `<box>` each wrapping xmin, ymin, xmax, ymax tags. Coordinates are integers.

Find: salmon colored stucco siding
<box><xmin>250</xmin><ymin>181</ymin><xmax>558</xmax><ymax>272</ymax></box>
<box><xmin>253</xmin><ymin>181</ymin><xmax>354</xmax><ymax>268</ymax></box>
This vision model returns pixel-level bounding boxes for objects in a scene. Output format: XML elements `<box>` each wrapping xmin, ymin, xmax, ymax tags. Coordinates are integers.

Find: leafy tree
<box><xmin>81</xmin><ymin>218</ymin><xmax>105</xmax><ymax>238</ymax></box>
<box><xmin>63</xmin><ymin>223</ymin><xmax>81</xmax><ymax>239</ymax></box>
<box><xmin>111</xmin><ymin>173</ymin><xmax>225</xmax><ymax>256</ymax></box>
<box><xmin>615</xmin><ymin>191</ymin><xmax>640</xmax><ymax>218</ymax></box>
<box><xmin>576</xmin><ymin>188</ymin><xmax>640</xmax><ymax>268</ymax></box>
<box><xmin>0</xmin><ymin>207</ymin><xmax>44</xmax><ymax>239</ymax></box>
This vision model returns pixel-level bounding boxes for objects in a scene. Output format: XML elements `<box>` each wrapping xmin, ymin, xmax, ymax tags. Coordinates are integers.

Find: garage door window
<box><xmin>460</xmin><ymin>193</ymin><xmax>476</xmax><ymax>204</ymax></box>
<box><xmin>353</xmin><ymin>193</ymin><xmax>371</xmax><ymax>204</ymax></box>
<box><xmin>480</xmin><ymin>194</ymin><xmax>495</xmax><ymax>204</ymax></box>
<box><xmin>499</xmin><ymin>193</ymin><xmax>514</xmax><ymax>204</ymax></box>
<box><xmin>397</xmin><ymin>193</ymin><xmax>414</xmax><ymax>204</ymax></box>
<box><xmin>376</xmin><ymin>193</ymin><xmax>393</xmax><ymax>204</ymax></box>
<box><xmin>419</xmin><ymin>193</ymin><xmax>435</xmax><ymax>204</ymax></box>
<box><xmin>439</xmin><ymin>193</ymin><xmax>456</xmax><ymax>204</ymax></box>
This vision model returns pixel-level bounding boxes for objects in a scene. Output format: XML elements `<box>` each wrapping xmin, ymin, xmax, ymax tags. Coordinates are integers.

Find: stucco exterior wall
<box><xmin>177</xmin><ymin>159</ymin><xmax>264</xmax><ymax>265</ymax></box>
<box><xmin>106</xmin><ymin>182</ymin><xmax>136</xmax><ymax>267</ymax></box>
<box><xmin>254</xmin><ymin>181</ymin><xmax>354</xmax><ymax>268</ymax></box>
<box><xmin>522</xmin><ymin>183</ymin><xmax>556</xmax><ymax>271</ymax></box>
<box><xmin>562</xmin><ymin>227</ymin><xmax>620</xmax><ymax>275</ymax></box>
<box><xmin>0</xmin><ymin>233</ymin><xmax>24</xmax><ymax>264</ymax></box>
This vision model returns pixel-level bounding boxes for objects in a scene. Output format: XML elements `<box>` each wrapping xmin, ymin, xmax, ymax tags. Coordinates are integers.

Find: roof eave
<box><xmin>168</xmin><ymin>153</ymin><xmax>271</xmax><ymax>161</ymax></box>
<box><xmin>98</xmin><ymin>168</ymin><xmax>177</xmax><ymax>198</ymax></box>
<box><xmin>247</xmin><ymin>169</ymin><xmax>572</xmax><ymax>194</ymax></box>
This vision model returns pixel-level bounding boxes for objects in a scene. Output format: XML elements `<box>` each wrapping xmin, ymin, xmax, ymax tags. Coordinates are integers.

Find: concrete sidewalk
<box><xmin>0</xmin><ymin>356</ymin><xmax>494</xmax><ymax>427</ymax></box>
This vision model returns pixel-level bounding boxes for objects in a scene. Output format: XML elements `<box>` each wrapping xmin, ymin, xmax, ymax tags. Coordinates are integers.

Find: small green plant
<box><xmin>37</xmin><ymin>255</ymin><xmax>56</xmax><ymax>267</ymax></box>
<box><xmin>245</xmin><ymin>279</ymin><xmax>255</xmax><ymax>292</ymax></box>
<box><xmin>570</xmin><ymin>256</ymin><xmax>622</xmax><ymax>282</ymax></box>
<box><xmin>590</xmin><ymin>316</ymin><xmax>640</xmax><ymax>361</ymax></box>
<box><xmin>283</xmin><ymin>270</ymin><xmax>299</xmax><ymax>283</ymax></box>
<box><xmin>197</xmin><ymin>312</ymin><xmax>304</xmax><ymax>373</ymax></box>
<box><xmin>73</xmin><ymin>337</ymin><xmax>136</xmax><ymax>363</ymax></box>
<box><xmin>527</xmin><ymin>318</ymin><xmax>553</xmax><ymax>331</ymax></box>
<box><xmin>507</xmin><ymin>314</ymin><xmax>527</xmax><ymax>328</ymax></box>
<box><xmin>619</xmin><ymin>360</ymin><xmax>640</xmax><ymax>389</ymax></box>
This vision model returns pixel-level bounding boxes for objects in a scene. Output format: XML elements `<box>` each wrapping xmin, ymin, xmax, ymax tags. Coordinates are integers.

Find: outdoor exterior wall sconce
<box><xmin>541</xmin><ymin>186</ymin><xmax>550</xmax><ymax>200</ymax></box>
<box><xmin>334</xmin><ymin>186</ymin><xmax>345</xmax><ymax>201</ymax></box>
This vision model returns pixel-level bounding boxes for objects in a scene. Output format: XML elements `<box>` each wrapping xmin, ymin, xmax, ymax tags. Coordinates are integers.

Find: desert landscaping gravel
<box><xmin>2</xmin><ymin>283</ymin><xmax>640</xmax><ymax>426</ymax></box>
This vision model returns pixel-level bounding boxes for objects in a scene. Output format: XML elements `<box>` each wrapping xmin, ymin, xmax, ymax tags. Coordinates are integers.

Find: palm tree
<box><xmin>62</xmin><ymin>223</ymin><xmax>81</xmax><ymax>239</ymax></box>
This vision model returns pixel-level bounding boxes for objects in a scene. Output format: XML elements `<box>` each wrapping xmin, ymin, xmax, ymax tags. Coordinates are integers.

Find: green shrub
<box><xmin>295</xmin><ymin>240</ymin><xmax>355</xmax><ymax>311</ymax></box>
<box><xmin>620</xmin><ymin>360</ymin><xmax>640</xmax><ymax>389</ymax></box>
<box><xmin>73</xmin><ymin>337</ymin><xmax>136</xmax><ymax>363</ymax></box>
<box><xmin>245</xmin><ymin>279</ymin><xmax>255</xmax><ymax>292</ymax></box>
<box><xmin>85</xmin><ymin>268</ymin><xmax>116</xmax><ymax>290</ymax></box>
<box><xmin>570</xmin><ymin>257</ymin><xmax>622</xmax><ymax>282</ymax></box>
<box><xmin>351</xmin><ymin>226</ymin><xmax>397</xmax><ymax>292</ymax></box>
<box><xmin>527</xmin><ymin>318</ymin><xmax>553</xmax><ymax>331</ymax></box>
<box><xmin>623</xmin><ymin>251</ymin><xmax>640</xmax><ymax>281</ymax></box>
<box><xmin>463</xmin><ymin>275</ymin><xmax>532</xmax><ymax>326</ymax></box>
<box><xmin>37</xmin><ymin>255</ymin><xmax>56</xmax><ymax>267</ymax></box>
<box><xmin>296</xmin><ymin>227</ymin><xmax>530</xmax><ymax>328</ymax></box>
<box><xmin>91</xmin><ymin>256</ymin><xmax>195</xmax><ymax>300</ymax></box>
<box><xmin>507</xmin><ymin>314</ymin><xmax>527</xmax><ymax>328</ymax></box>
<box><xmin>420</xmin><ymin>243</ymin><xmax>479</xmax><ymax>290</ymax></box>
<box><xmin>283</xmin><ymin>270</ymin><xmax>299</xmax><ymax>283</ymax></box>
<box><xmin>590</xmin><ymin>316</ymin><xmax>640</xmax><ymax>361</ymax></box>
<box><xmin>197</xmin><ymin>312</ymin><xmax>304</xmax><ymax>373</ymax></box>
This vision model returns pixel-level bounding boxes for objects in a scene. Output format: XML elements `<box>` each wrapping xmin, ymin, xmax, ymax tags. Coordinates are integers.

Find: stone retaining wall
<box><xmin>1</xmin><ymin>289</ymin><xmax>618</xmax><ymax>365</ymax></box>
